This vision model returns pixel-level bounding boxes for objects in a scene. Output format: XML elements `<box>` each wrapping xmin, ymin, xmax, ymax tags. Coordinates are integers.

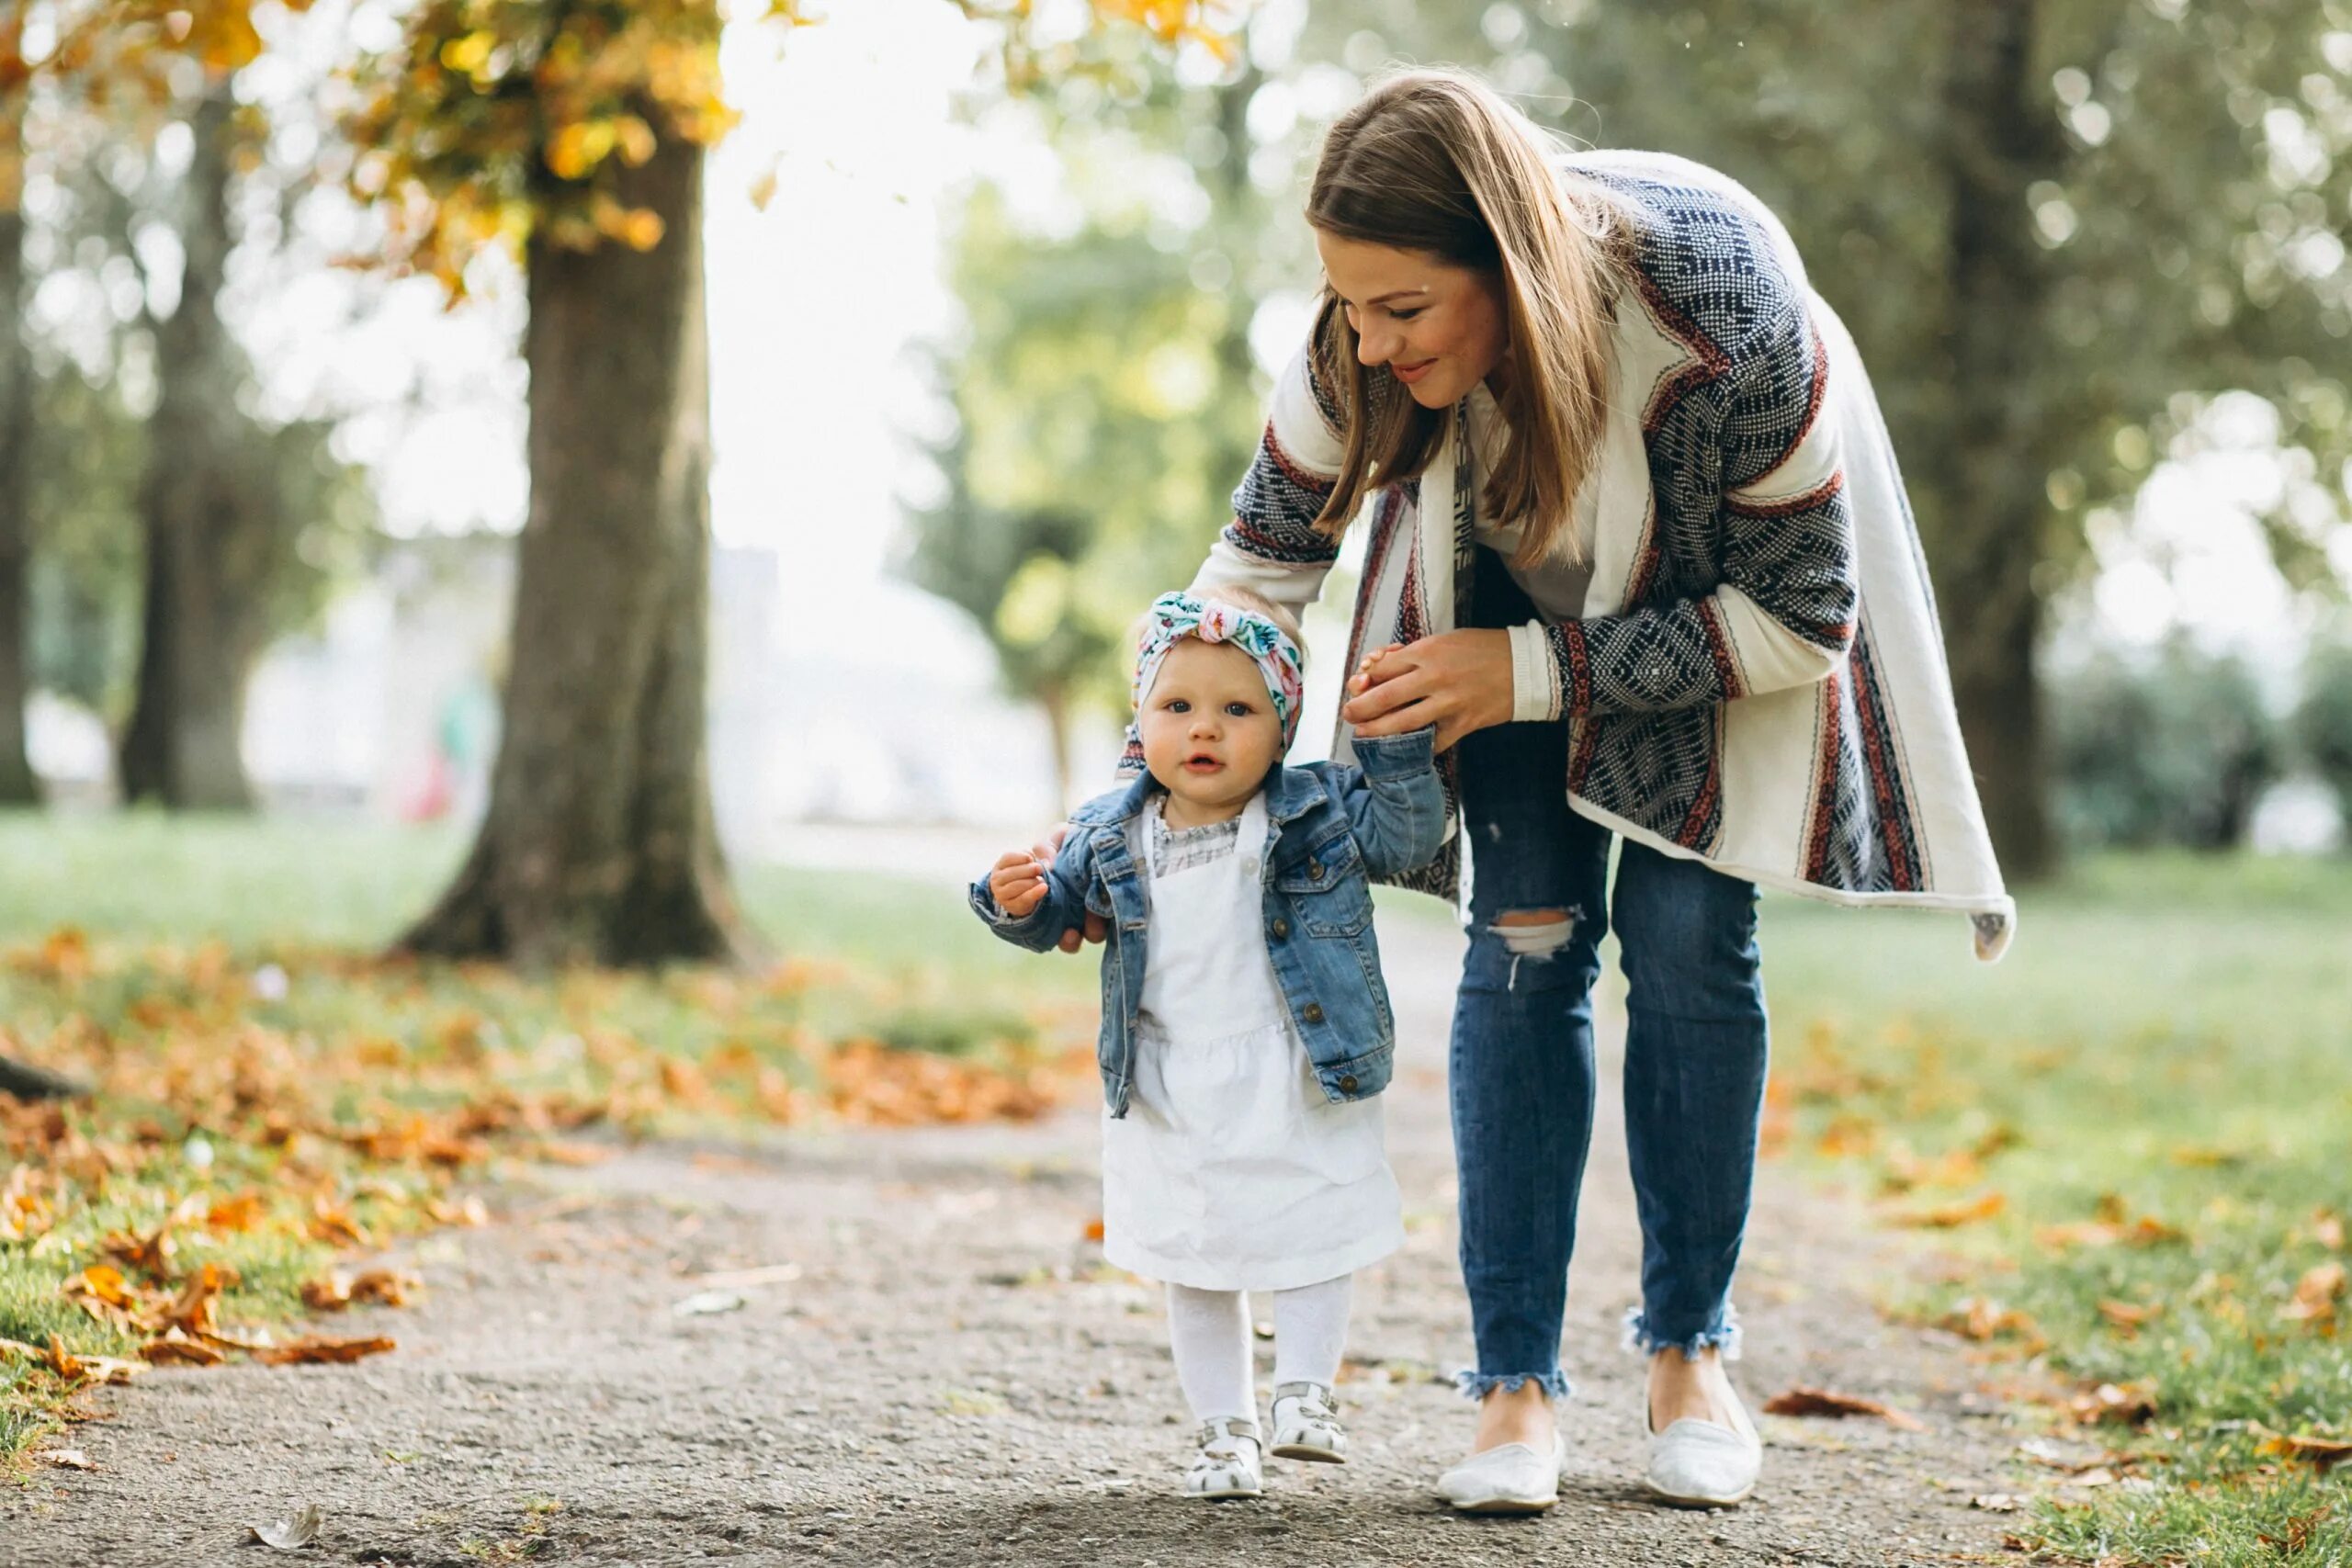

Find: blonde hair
<box><xmin>1306</xmin><ymin>68</ymin><xmax>1632</xmax><ymax>570</ymax></box>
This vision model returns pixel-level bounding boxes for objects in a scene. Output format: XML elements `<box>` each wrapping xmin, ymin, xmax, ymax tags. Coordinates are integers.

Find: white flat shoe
<box><xmin>1185</xmin><ymin>1416</ymin><xmax>1264</xmax><ymax>1500</ymax></box>
<box><xmin>1269</xmin><ymin>1381</ymin><xmax>1347</xmax><ymax>1463</ymax></box>
<box><xmin>1435</xmin><ymin>1432</ymin><xmax>1566</xmax><ymax>1514</ymax></box>
<box><xmin>1645</xmin><ymin>1393</ymin><xmax>1761</xmax><ymax>1507</ymax></box>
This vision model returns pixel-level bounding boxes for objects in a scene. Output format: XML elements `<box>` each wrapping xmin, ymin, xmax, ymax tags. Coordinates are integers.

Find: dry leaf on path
<box><xmin>673</xmin><ymin>1290</ymin><xmax>745</xmax><ymax>1316</ymax></box>
<box><xmin>693</xmin><ymin>1262</ymin><xmax>801</xmax><ymax>1290</ymax></box>
<box><xmin>254</xmin><ymin>1335</ymin><xmax>395</xmax><ymax>1366</ymax></box>
<box><xmin>1970</xmin><ymin>1494</ymin><xmax>2025</xmax><ymax>1512</ymax></box>
<box><xmin>39</xmin><ymin>1449</ymin><xmax>95</xmax><ymax>1470</ymax></box>
<box><xmin>301</xmin><ymin>1269</ymin><xmax>420</xmax><ymax>1312</ymax></box>
<box><xmin>1762</xmin><ymin>1386</ymin><xmax>1927</xmax><ymax>1431</ymax></box>
<box><xmin>139</xmin><ymin>1327</ymin><xmax>224</xmax><ymax>1367</ymax></box>
<box><xmin>250</xmin><ymin>1503</ymin><xmax>323</xmax><ymax>1550</ymax></box>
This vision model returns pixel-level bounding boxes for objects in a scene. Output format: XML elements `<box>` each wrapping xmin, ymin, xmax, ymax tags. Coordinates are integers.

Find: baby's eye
<box><xmin>1164</xmin><ymin>698</ymin><xmax>1190</xmax><ymax>713</ymax></box>
<box><xmin>1225</xmin><ymin>702</ymin><xmax>1254</xmax><ymax>718</ymax></box>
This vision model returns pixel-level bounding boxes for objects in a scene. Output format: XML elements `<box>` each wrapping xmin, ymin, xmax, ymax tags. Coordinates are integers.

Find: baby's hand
<box><xmin>1349</xmin><ymin>642</ymin><xmax>1407</xmax><ymax>695</ymax></box>
<box><xmin>987</xmin><ymin>850</ymin><xmax>1050</xmax><ymax>918</ymax></box>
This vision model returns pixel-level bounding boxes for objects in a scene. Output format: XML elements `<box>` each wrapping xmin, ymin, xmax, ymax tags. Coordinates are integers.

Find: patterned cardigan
<box><xmin>1185</xmin><ymin>149</ymin><xmax>2016</xmax><ymax>959</ymax></box>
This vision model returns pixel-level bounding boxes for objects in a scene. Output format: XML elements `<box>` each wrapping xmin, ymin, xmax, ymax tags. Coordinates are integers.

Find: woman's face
<box><xmin>1314</xmin><ymin>230</ymin><xmax>1511</xmax><ymax>409</ymax></box>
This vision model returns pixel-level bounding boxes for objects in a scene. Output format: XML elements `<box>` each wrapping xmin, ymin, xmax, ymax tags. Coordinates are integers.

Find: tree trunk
<box><xmin>399</xmin><ymin>128</ymin><xmax>750</xmax><ymax>969</ymax></box>
<box><xmin>1928</xmin><ymin>0</ymin><xmax>2062</xmax><ymax>881</ymax></box>
<box><xmin>0</xmin><ymin>200</ymin><xmax>39</xmax><ymax>805</ymax></box>
<box><xmin>118</xmin><ymin>91</ymin><xmax>271</xmax><ymax>810</ymax></box>
<box><xmin>1035</xmin><ymin>680</ymin><xmax>1073</xmax><ymax>818</ymax></box>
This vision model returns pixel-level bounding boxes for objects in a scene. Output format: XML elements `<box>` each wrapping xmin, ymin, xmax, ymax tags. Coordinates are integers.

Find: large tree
<box><xmin>0</xmin><ymin>59</ymin><xmax>35</xmax><ymax>807</ymax></box>
<box><xmin>21</xmin><ymin>2</ymin><xmax>371</xmax><ymax>809</ymax></box>
<box><xmin>349</xmin><ymin>0</ymin><xmax>1229</xmax><ymax>967</ymax></box>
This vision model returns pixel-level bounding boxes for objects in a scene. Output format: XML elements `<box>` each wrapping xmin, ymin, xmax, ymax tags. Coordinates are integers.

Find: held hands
<box><xmin>1341</xmin><ymin>629</ymin><xmax>1515</xmax><ymax>753</ymax></box>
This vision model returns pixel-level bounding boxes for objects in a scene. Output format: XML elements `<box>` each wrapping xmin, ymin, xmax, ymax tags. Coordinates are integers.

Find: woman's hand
<box><xmin>1028</xmin><ymin>826</ymin><xmax>1108</xmax><ymax>953</ymax></box>
<box><xmin>1340</xmin><ymin>628</ymin><xmax>1515</xmax><ymax>752</ymax></box>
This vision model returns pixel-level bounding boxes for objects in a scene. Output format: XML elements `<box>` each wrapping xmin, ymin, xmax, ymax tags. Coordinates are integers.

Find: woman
<box><xmin>1073</xmin><ymin>67</ymin><xmax>2014</xmax><ymax>1510</ymax></box>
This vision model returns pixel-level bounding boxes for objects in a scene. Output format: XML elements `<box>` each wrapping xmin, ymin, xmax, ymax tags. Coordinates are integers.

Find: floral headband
<box><xmin>1133</xmin><ymin>591</ymin><xmax>1306</xmax><ymax>753</ymax></box>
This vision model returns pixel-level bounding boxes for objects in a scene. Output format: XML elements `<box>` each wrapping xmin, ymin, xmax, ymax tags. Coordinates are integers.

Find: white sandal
<box><xmin>1184</xmin><ymin>1416</ymin><xmax>1264</xmax><ymax>1500</ymax></box>
<box><xmin>1268</xmin><ymin>1381</ymin><xmax>1347</xmax><ymax>1463</ymax></box>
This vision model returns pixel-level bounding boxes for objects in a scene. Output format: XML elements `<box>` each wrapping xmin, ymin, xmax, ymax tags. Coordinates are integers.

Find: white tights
<box><xmin>1164</xmin><ymin>1275</ymin><xmax>1353</xmax><ymax>1425</ymax></box>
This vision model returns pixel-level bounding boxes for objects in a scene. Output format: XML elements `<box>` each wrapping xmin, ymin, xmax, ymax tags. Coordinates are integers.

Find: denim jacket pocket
<box><xmin>1274</xmin><ymin>834</ymin><xmax>1373</xmax><ymax>937</ymax></box>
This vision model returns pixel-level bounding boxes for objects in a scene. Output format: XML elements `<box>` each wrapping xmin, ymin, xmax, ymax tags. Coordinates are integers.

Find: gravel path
<box><xmin>7</xmin><ymin>919</ymin><xmax>2029</xmax><ymax>1567</ymax></box>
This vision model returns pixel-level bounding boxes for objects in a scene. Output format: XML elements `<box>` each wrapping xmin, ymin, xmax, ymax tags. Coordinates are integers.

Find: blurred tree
<box><xmin>0</xmin><ymin>38</ymin><xmax>35</xmax><ymax>805</ymax></box>
<box><xmin>21</xmin><ymin>1</ymin><xmax>369</xmax><ymax>809</ymax></box>
<box><xmin>2293</xmin><ymin>637</ymin><xmax>2352</xmax><ymax>831</ymax></box>
<box><xmin>347</xmin><ymin>0</ymin><xmax>1232</xmax><ymax>967</ymax></box>
<box><xmin>2049</xmin><ymin>643</ymin><xmax>2285</xmax><ymax>849</ymax></box>
<box><xmin>1304</xmin><ymin>0</ymin><xmax>2352</xmax><ymax>879</ymax></box>
<box><xmin>909</xmin><ymin>58</ymin><xmax>1274</xmax><ymax>806</ymax></box>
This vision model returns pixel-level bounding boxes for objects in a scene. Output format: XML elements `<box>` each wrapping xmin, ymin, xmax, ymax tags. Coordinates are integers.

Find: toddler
<box><xmin>970</xmin><ymin>586</ymin><xmax>1447</xmax><ymax>1498</ymax></box>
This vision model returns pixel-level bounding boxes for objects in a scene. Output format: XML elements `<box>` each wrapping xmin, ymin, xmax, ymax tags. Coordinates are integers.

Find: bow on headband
<box><xmin>1133</xmin><ymin>592</ymin><xmax>1306</xmax><ymax>753</ymax></box>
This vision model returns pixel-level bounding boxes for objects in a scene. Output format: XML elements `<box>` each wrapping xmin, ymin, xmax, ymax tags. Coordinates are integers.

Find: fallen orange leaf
<box><xmin>2280</xmin><ymin>1261</ymin><xmax>2346</xmax><ymax>1327</ymax></box>
<box><xmin>1761</xmin><ymin>1386</ymin><xmax>1926</xmax><ymax>1431</ymax></box>
<box><xmin>1895</xmin><ymin>1190</ymin><xmax>2007</xmax><ymax>1229</ymax></box>
<box><xmin>2097</xmin><ymin>1298</ymin><xmax>2163</xmax><ymax>1335</ymax></box>
<box><xmin>1081</xmin><ymin>1216</ymin><xmax>1105</xmax><ymax>1243</ymax></box>
<box><xmin>139</xmin><ymin>1327</ymin><xmax>225</xmax><ymax>1367</ymax></box>
<box><xmin>2256</xmin><ymin>1431</ymin><xmax>2352</xmax><ymax>1472</ymax></box>
<box><xmin>254</xmin><ymin>1334</ymin><xmax>397</xmax><ymax>1366</ymax></box>
<box><xmin>2070</xmin><ymin>1381</ymin><xmax>2158</xmax><ymax>1427</ymax></box>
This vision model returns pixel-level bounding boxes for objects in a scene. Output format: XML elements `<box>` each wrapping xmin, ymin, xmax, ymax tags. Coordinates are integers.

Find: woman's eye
<box><xmin>1391</xmin><ymin>308</ymin><xmax>1422</xmax><ymax>321</ymax></box>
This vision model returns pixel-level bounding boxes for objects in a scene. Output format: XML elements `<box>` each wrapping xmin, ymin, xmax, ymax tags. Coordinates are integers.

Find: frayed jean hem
<box><xmin>1453</xmin><ymin>1369</ymin><xmax>1572</xmax><ymax>1402</ymax></box>
<box><xmin>1621</xmin><ymin>1303</ymin><xmax>1743</xmax><ymax>1362</ymax></box>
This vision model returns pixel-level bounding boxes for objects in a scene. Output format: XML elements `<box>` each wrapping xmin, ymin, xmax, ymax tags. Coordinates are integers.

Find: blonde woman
<box><xmin>1061</xmin><ymin>68</ymin><xmax>2014</xmax><ymax>1509</ymax></box>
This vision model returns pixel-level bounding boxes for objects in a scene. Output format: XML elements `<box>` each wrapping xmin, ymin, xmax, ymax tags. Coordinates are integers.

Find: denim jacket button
<box><xmin>1272</xmin><ymin>918</ymin><xmax>1290</xmax><ymax>940</ymax></box>
<box><xmin>1337</xmin><ymin>1073</ymin><xmax>1358</xmax><ymax>1093</ymax></box>
<box><xmin>1301</xmin><ymin>1002</ymin><xmax>1325</xmax><ymax>1024</ymax></box>
<box><xmin>1308</xmin><ymin>862</ymin><xmax>1324</xmax><ymax>880</ymax></box>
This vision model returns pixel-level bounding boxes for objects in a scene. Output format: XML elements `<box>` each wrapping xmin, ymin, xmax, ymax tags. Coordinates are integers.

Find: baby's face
<box><xmin>1138</xmin><ymin>637</ymin><xmax>1285</xmax><ymax>818</ymax></box>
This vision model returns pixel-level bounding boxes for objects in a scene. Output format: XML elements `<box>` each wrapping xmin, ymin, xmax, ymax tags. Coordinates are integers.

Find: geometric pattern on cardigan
<box><xmin>1207</xmin><ymin>153</ymin><xmax>2010</xmax><ymax>962</ymax></box>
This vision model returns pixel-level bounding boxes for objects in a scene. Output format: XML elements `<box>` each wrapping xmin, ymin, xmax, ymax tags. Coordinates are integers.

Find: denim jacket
<box><xmin>968</xmin><ymin>728</ymin><xmax>1447</xmax><ymax>1118</ymax></box>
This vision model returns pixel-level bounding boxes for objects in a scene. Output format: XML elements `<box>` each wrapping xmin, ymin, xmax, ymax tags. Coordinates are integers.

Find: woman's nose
<box><xmin>1356</xmin><ymin>324</ymin><xmax>1400</xmax><ymax>366</ymax></box>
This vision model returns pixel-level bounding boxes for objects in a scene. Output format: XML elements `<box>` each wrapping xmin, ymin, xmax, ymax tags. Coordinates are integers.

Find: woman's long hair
<box><xmin>1306</xmin><ymin>68</ymin><xmax>1631</xmax><ymax>569</ymax></box>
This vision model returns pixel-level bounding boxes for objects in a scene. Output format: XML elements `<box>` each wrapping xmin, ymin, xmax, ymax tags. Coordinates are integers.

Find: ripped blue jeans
<box><xmin>1450</xmin><ymin>552</ymin><xmax>1769</xmax><ymax>1401</ymax></box>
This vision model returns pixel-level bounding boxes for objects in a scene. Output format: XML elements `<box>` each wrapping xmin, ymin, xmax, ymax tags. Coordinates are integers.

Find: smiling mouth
<box><xmin>1394</xmin><ymin>358</ymin><xmax>1438</xmax><ymax>382</ymax></box>
<box><xmin>1183</xmin><ymin>753</ymin><xmax>1223</xmax><ymax>772</ymax></box>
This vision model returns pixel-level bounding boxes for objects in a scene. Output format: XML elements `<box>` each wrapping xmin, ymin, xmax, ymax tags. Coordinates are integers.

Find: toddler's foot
<box><xmin>1185</xmin><ymin>1416</ymin><xmax>1264</xmax><ymax>1499</ymax></box>
<box><xmin>1268</xmin><ymin>1381</ymin><xmax>1348</xmax><ymax>1463</ymax></box>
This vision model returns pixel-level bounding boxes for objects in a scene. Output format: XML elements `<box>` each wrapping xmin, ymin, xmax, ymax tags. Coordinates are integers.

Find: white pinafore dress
<box><xmin>1099</xmin><ymin>790</ymin><xmax>1405</xmax><ymax>1292</ymax></box>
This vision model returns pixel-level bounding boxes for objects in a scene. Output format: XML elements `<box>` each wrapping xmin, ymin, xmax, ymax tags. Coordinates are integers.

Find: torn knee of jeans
<box><xmin>1490</xmin><ymin>909</ymin><xmax>1574</xmax><ymax>957</ymax></box>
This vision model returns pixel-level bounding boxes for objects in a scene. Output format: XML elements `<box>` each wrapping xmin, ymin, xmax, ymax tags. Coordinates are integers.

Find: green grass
<box><xmin>1758</xmin><ymin>852</ymin><xmax>2352</xmax><ymax>1563</ymax></box>
<box><xmin>0</xmin><ymin>811</ymin><xmax>1094</xmax><ymax>1467</ymax></box>
<box><xmin>5</xmin><ymin>815</ymin><xmax>2346</xmax><ymax>1560</ymax></box>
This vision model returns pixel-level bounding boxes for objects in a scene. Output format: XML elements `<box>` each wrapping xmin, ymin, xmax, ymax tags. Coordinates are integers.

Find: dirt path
<box><xmin>7</xmin><ymin>919</ymin><xmax>2028</xmax><ymax>1567</ymax></box>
